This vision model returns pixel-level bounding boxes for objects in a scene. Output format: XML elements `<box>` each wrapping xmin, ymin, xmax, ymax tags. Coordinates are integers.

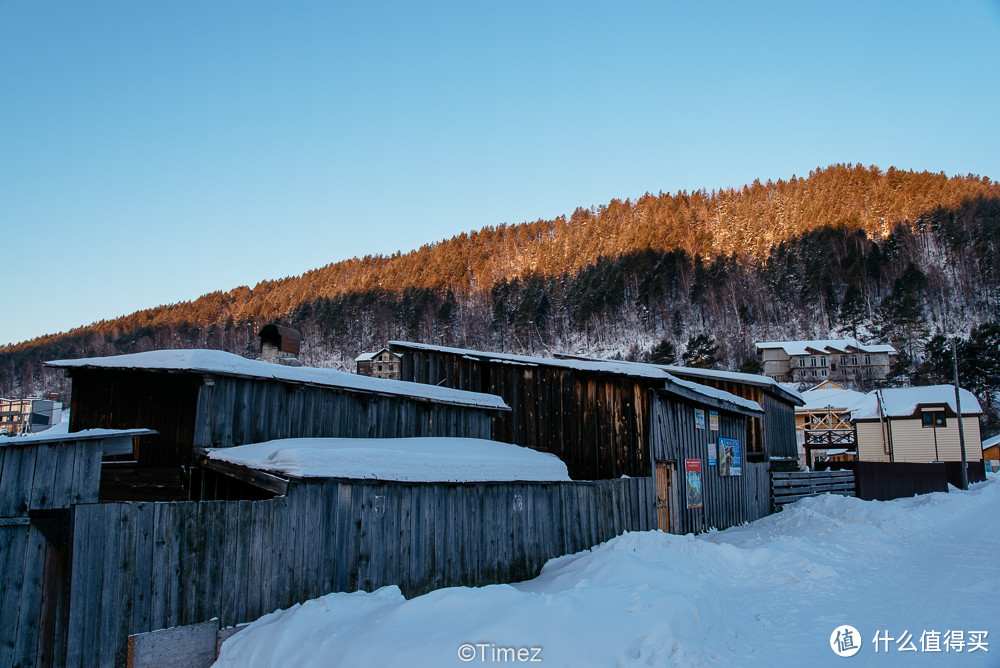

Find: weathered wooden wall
<box><xmin>0</xmin><ymin>437</ymin><xmax>104</xmax><ymax>668</ymax></box>
<box><xmin>68</xmin><ymin>370</ymin><xmax>200</xmax><ymax>470</ymax></box>
<box><xmin>191</xmin><ymin>375</ymin><xmax>493</xmax><ymax>450</ymax></box>
<box><xmin>63</xmin><ymin>476</ymin><xmax>654</xmax><ymax>668</ymax></box>
<box><xmin>399</xmin><ymin>348</ymin><xmax>650</xmax><ymax>480</ymax></box>
<box><xmin>649</xmin><ymin>391</ymin><xmax>772</xmax><ymax>534</ymax></box>
<box><xmin>762</xmin><ymin>393</ymin><xmax>799</xmax><ymax>460</ymax></box>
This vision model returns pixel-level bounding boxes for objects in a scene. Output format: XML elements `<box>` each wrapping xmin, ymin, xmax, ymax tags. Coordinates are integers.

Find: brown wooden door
<box><xmin>655</xmin><ymin>461</ymin><xmax>676</xmax><ymax>533</ymax></box>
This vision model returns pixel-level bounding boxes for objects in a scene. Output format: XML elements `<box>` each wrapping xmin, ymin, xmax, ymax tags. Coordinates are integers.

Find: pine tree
<box><xmin>682</xmin><ymin>334</ymin><xmax>720</xmax><ymax>369</ymax></box>
<box><xmin>646</xmin><ymin>339</ymin><xmax>678</xmax><ymax>365</ymax></box>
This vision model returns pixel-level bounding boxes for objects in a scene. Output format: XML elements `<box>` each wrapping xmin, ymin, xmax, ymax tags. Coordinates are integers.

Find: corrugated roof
<box><xmin>46</xmin><ymin>349</ymin><xmax>510</xmax><ymax>412</ymax></box>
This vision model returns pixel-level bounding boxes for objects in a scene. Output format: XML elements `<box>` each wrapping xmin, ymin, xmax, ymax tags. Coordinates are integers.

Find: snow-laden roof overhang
<box><xmin>203</xmin><ymin>436</ymin><xmax>571</xmax><ymax>483</ymax></box>
<box><xmin>46</xmin><ymin>349</ymin><xmax>510</xmax><ymax>412</ymax></box>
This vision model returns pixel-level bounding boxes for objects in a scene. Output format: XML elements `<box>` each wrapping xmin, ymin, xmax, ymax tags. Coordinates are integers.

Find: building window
<box><xmin>812</xmin><ymin>369</ymin><xmax>817</xmax><ymax>377</ymax></box>
<box><xmin>822</xmin><ymin>369</ymin><xmax>827</xmax><ymax>376</ymax></box>
<box><xmin>840</xmin><ymin>356</ymin><xmax>847</xmax><ymax>365</ymax></box>
<box><xmin>811</xmin><ymin>357</ymin><xmax>817</xmax><ymax>367</ymax></box>
<box><xmin>852</xmin><ymin>355</ymin><xmax>858</xmax><ymax>365</ymax></box>
<box><xmin>922</xmin><ymin>411</ymin><xmax>946</xmax><ymax>428</ymax></box>
<box><xmin>821</xmin><ymin>357</ymin><xmax>827</xmax><ymax>367</ymax></box>
<box><xmin>799</xmin><ymin>357</ymin><xmax>805</xmax><ymax>367</ymax></box>
<box><xmin>864</xmin><ymin>355</ymin><xmax>871</xmax><ymax>365</ymax></box>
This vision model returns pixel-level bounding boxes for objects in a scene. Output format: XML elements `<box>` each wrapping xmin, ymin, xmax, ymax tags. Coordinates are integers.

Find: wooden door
<box><xmin>654</xmin><ymin>461</ymin><xmax>677</xmax><ymax>533</ymax></box>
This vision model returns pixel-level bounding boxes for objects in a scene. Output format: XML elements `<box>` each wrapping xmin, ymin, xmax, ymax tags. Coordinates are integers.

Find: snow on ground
<box><xmin>206</xmin><ymin>437</ymin><xmax>571</xmax><ymax>482</ymax></box>
<box><xmin>215</xmin><ymin>478</ymin><xmax>1000</xmax><ymax>667</ymax></box>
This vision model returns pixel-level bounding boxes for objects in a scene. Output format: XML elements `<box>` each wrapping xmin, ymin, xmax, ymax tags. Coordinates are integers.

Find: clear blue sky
<box><xmin>2</xmin><ymin>1</ymin><xmax>999</xmax><ymax>347</ymax></box>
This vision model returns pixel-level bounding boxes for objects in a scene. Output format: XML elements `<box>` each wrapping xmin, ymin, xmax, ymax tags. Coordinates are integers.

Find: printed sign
<box><xmin>707</xmin><ymin>442</ymin><xmax>717</xmax><ymax>466</ymax></box>
<box><xmin>709</xmin><ymin>410</ymin><xmax>719</xmax><ymax>431</ymax></box>
<box><xmin>695</xmin><ymin>408</ymin><xmax>706</xmax><ymax>430</ymax></box>
<box><xmin>718</xmin><ymin>438</ymin><xmax>742</xmax><ymax>477</ymax></box>
<box><xmin>685</xmin><ymin>459</ymin><xmax>703</xmax><ymax>508</ymax></box>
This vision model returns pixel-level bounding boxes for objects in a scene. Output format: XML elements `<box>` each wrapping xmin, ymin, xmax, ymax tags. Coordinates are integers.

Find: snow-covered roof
<box><xmin>550</xmin><ymin>353</ymin><xmax>803</xmax><ymax>407</ymax></box>
<box><xmin>756</xmin><ymin>339</ymin><xmax>897</xmax><ymax>357</ymax></box>
<box><xmin>355</xmin><ymin>348</ymin><xmax>394</xmax><ymax>362</ymax></box>
<box><xmin>659</xmin><ymin>364</ymin><xmax>804</xmax><ymax>406</ymax></box>
<box><xmin>205</xmin><ymin>437</ymin><xmax>571</xmax><ymax>482</ymax></box>
<box><xmin>46</xmin><ymin>349</ymin><xmax>509</xmax><ymax>412</ymax></box>
<box><xmin>982</xmin><ymin>434</ymin><xmax>1000</xmax><ymax>451</ymax></box>
<box><xmin>0</xmin><ymin>427</ymin><xmax>154</xmax><ymax>447</ymax></box>
<box><xmin>799</xmin><ymin>387</ymin><xmax>868</xmax><ymax>412</ymax></box>
<box><xmin>850</xmin><ymin>385</ymin><xmax>983</xmax><ymax>421</ymax></box>
<box><xmin>389</xmin><ymin>342</ymin><xmax>763</xmax><ymax>416</ymax></box>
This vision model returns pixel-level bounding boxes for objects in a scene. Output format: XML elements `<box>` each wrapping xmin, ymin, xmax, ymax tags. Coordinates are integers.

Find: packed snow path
<box><xmin>215</xmin><ymin>478</ymin><xmax>1000</xmax><ymax>667</ymax></box>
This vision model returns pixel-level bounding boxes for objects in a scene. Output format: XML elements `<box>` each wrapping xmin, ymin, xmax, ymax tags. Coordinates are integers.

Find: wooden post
<box><xmin>951</xmin><ymin>337</ymin><xmax>969</xmax><ymax>490</ymax></box>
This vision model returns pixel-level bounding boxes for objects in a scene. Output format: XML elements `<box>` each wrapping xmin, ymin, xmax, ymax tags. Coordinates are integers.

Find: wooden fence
<box><xmin>854</xmin><ymin>461</ymin><xmax>948</xmax><ymax>501</ymax></box>
<box><xmin>771</xmin><ymin>470</ymin><xmax>856</xmax><ymax>508</ymax></box>
<box><xmin>63</xmin><ymin>476</ymin><xmax>654</xmax><ymax>668</ymax></box>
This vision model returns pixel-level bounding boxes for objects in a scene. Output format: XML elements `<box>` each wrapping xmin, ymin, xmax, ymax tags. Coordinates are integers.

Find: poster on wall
<box><xmin>685</xmin><ymin>459</ymin><xmax>703</xmax><ymax>508</ymax></box>
<box><xmin>695</xmin><ymin>408</ymin><xmax>706</xmax><ymax>430</ymax></box>
<box><xmin>718</xmin><ymin>438</ymin><xmax>742</xmax><ymax>476</ymax></box>
<box><xmin>707</xmin><ymin>442</ymin><xmax>717</xmax><ymax>466</ymax></box>
<box><xmin>709</xmin><ymin>410</ymin><xmax>719</xmax><ymax>431</ymax></box>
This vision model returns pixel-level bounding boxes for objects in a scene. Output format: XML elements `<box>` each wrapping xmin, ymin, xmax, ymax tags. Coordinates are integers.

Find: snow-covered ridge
<box><xmin>45</xmin><ymin>349</ymin><xmax>509</xmax><ymax>411</ymax></box>
<box><xmin>205</xmin><ymin>437</ymin><xmax>571</xmax><ymax>482</ymax></box>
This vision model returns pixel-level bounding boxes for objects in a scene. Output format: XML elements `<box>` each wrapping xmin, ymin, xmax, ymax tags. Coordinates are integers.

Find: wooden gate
<box><xmin>654</xmin><ymin>461</ymin><xmax>678</xmax><ymax>533</ymax></box>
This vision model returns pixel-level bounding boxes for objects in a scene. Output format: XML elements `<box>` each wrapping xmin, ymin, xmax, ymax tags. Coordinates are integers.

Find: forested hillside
<box><xmin>5</xmin><ymin>164</ymin><xmax>1000</xmax><ymax>429</ymax></box>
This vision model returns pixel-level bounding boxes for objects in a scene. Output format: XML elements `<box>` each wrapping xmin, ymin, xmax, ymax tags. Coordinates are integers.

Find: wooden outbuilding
<box><xmin>389</xmin><ymin>341</ymin><xmax>776</xmax><ymax>534</ymax></box>
<box><xmin>45</xmin><ymin>349</ymin><xmax>509</xmax><ymax>501</ymax></box>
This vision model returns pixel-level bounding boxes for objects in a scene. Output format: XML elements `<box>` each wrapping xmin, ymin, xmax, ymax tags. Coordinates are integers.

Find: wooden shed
<box><xmin>45</xmin><ymin>349</ymin><xmax>509</xmax><ymax>501</ymax></box>
<box><xmin>389</xmin><ymin>341</ymin><xmax>773</xmax><ymax>534</ymax></box>
<box><xmin>557</xmin><ymin>355</ymin><xmax>805</xmax><ymax>466</ymax></box>
<box><xmin>0</xmin><ymin>428</ymin><xmax>152</xmax><ymax>667</ymax></box>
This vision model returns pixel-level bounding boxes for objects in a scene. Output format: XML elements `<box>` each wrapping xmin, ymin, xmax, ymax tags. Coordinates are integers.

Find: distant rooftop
<box><xmin>799</xmin><ymin>387</ymin><xmax>868</xmax><ymax>412</ymax></box>
<box><xmin>756</xmin><ymin>339</ymin><xmax>897</xmax><ymax>356</ymax></box>
<box><xmin>47</xmin><ymin>349</ymin><xmax>509</xmax><ymax>412</ymax></box>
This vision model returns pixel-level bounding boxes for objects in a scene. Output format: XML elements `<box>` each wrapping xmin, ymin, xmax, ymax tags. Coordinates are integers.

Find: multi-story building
<box><xmin>756</xmin><ymin>339</ymin><xmax>896</xmax><ymax>386</ymax></box>
<box><xmin>0</xmin><ymin>396</ymin><xmax>63</xmax><ymax>436</ymax></box>
<box><xmin>355</xmin><ymin>348</ymin><xmax>402</xmax><ymax>379</ymax></box>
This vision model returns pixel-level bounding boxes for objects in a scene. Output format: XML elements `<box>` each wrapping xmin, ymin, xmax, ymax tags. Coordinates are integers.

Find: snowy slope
<box><xmin>215</xmin><ymin>478</ymin><xmax>999</xmax><ymax>667</ymax></box>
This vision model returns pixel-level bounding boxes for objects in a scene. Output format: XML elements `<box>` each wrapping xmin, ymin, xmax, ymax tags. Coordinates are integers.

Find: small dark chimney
<box><xmin>259</xmin><ymin>324</ymin><xmax>303</xmax><ymax>366</ymax></box>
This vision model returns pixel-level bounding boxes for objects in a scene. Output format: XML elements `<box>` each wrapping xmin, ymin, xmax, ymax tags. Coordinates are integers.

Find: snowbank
<box><xmin>206</xmin><ymin>437</ymin><xmax>571</xmax><ymax>482</ymax></box>
<box><xmin>215</xmin><ymin>479</ymin><xmax>999</xmax><ymax>667</ymax></box>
